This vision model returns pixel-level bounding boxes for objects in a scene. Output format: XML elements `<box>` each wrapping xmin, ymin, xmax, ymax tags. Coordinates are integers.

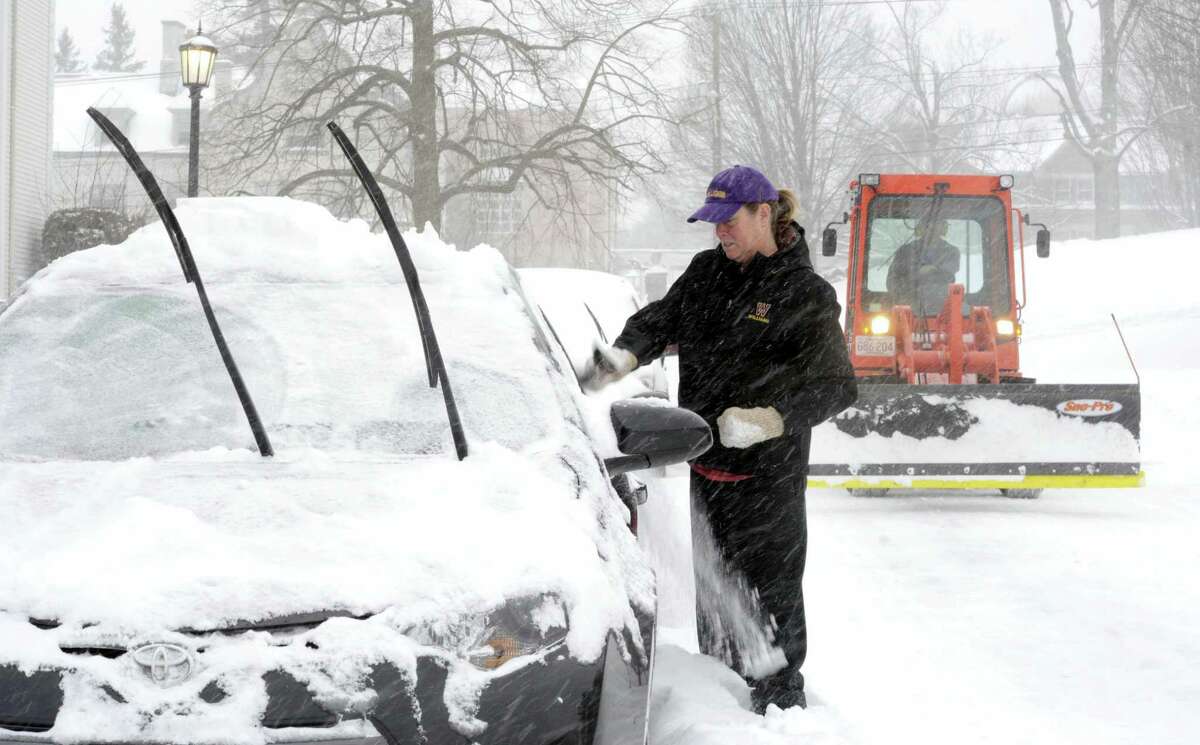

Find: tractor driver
<box><xmin>885</xmin><ymin>216</ymin><xmax>961</xmax><ymax>314</ymax></box>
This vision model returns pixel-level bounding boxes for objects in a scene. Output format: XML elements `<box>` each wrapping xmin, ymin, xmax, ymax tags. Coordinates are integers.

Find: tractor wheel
<box><xmin>848</xmin><ymin>488</ymin><xmax>890</xmax><ymax>498</ymax></box>
<box><xmin>1000</xmin><ymin>488</ymin><xmax>1042</xmax><ymax>499</ymax></box>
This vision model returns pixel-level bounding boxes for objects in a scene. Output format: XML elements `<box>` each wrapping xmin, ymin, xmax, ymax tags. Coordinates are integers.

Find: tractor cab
<box><xmin>826</xmin><ymin>174</ymin><xmax>1035</xmax><ymax>384</ymax></box>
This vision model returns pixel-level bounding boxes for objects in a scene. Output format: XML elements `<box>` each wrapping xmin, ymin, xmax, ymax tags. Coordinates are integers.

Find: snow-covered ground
<box><xmin>640</xmin><ymin>230</ymin><xmax>1200</xmax><ymax>744</ymax></box>
<box><xmin>4</xmin><ymin>201</ymin><xmax>1195</xmax><ymax>742</ymax></box>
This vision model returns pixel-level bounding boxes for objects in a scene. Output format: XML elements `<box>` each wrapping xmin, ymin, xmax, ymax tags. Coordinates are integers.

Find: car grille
<box><xmin>3</xmin><ymin>617</ymin><xmax>343</xmax><ymax>734</ymax></box>
<box><xmin>0</xmin><ymin>665</ymin><xmax>63</xmax><ymax>733</ymax></box>
<box><xmin>262</xmin><ymin>671</ymin><xmax>339</xmax><ymax>729</ymax></box>
<box><xmin>59</xmin><ymin>645</ymin><xmax>126</xmax><ymax>659</ymax></box>
<box><xmin>0</xmin><ymin>664</ymin><xmax>341</xmax><ymax>734</ymax></box>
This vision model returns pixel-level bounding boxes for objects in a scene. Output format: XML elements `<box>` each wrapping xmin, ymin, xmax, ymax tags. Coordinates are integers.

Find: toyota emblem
<box><xmin>130</xmin><ymin>643</ymin><xmax>193</xmax><ymax>686</ymax></box>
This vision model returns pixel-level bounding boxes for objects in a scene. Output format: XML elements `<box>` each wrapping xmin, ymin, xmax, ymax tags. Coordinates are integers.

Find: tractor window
<box><xmin>862</xmin><ymin>195</ymin><xmax>1010</xmax><ymax>316</ymax></box>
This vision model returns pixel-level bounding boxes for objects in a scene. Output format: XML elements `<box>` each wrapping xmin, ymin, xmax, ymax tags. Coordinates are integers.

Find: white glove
<box><xmin>717</xmin><ymin>406</ymin><xmax>784</xmax><ymax>448</ymax></box>
<box><xmin>580</xmin><ymin>342</ymin><xmax>638</xmax><ymax>391</ymax></box>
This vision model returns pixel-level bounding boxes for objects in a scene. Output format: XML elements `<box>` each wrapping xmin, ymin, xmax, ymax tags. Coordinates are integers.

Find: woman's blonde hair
<box><xmin>745</xmin><ymin>188</ymin><xmax>799</xmax><ymax>246</ymax></box>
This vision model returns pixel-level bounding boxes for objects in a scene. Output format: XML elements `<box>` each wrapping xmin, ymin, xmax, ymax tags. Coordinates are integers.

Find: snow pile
<box><xmin>1019</xmin><ymin>229</ymin><xmax>1200</xmax><ymax>486</ymax></box>
<box><xmin>0</xmin><ymin>197</ymin><xmax>548</xmax><ymax>460</ymax></box>
<box><xmin>648</xmin><ymin>646</ymin><xmax>850</xmax><ymax>745</ymax></box>
<box><xmin>1019</xmin><ymin>229</ymin><xmax>1200</xmax><ymax>382</ymax></box>
<box><xmin>0</xmin><ymin>198</ymin><xmax>653</xmax><ymax>733</ymax></box>
<box><xmin>812</xmin><ymin>395</ymin><xmax>1140</xmax><ymax>472</ymax></box>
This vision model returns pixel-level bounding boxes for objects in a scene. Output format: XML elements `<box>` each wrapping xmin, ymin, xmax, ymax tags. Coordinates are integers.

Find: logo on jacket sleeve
<box><xmin>747</xmin><ymin>302</ymin><xmax>772</xmax><ymax>324</ymax></box>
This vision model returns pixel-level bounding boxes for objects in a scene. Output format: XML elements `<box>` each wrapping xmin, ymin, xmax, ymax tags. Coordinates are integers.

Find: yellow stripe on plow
<box><xmin>807</xmin><ymin>472</ymin><xmax>1146</xmax><ymax>490</ymax></box>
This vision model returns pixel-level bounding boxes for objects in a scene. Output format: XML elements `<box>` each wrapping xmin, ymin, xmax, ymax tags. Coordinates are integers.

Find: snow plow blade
<box><xmin>808</xmin><ymin>383</ymin><xmax>1143</xmax><ymax>490</ymax></box>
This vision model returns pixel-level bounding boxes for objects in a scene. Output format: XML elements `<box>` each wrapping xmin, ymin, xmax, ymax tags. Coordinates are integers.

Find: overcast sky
<box><xmin>58</xmin><ymin>0</ymin><xmax>199</xmax><ymax>69</ymax></box>
<box><xmin>57</xmin><ymin>0</ymin><xmax>1100</xmax><ymax>76</ymax></box>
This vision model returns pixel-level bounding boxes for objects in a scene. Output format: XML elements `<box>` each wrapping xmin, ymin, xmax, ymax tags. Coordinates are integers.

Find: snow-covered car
<box><xmin>518</xmin><ymin>268</ymin><xmax>670</xmax><ymax>400</ymax></box>
<box><xmin>0</xmin><ymin>198</ymin><xmax>710</xmax><ymax>745</ymax></box>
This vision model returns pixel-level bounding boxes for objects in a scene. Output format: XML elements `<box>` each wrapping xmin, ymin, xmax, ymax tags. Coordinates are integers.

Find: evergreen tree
<box><xmin>55</xmin><ymin>27</ymin><xmax>85</xmax><ymax>73</ymax></box>
<box><xmin>93</xmin><ymin>3</ymin><xmax>145</xmax><ymax>73</ymax></box>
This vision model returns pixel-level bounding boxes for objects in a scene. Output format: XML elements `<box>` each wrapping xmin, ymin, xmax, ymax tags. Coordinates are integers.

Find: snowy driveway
<box><xmin>805</xmin><ymin>486</ymin><xmax>1200</xmax><ymax>745</ymax></box>
<box><xmin>643</xmin><ymin>480</ymin><xmax>1200</xmax><ymax>745</ymax></box>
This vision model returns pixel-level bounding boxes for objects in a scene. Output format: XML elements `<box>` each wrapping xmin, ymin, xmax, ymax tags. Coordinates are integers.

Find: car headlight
<box><xmin>996</xmin><ymin>319</ymin><xmax>1015</xmax><ymax>336</ymax></box>
<box><xmin>461</xmin><ymin>596</ymin><xmax>569</xmax><ymax>671</ymax></box>
<box><xmin>468</xmin><ymin>631</ymin><xmax>540</xmax><ymax>670</ymax></box>
<box><xmin>870</xmin><ymin>315</ymin><xmax>891</xmax><ymax>335</ymax></box>
<box><xmin>399</xmin><ymin>595</ymin><xmax>568</xmax><ymax>672</ymax></box>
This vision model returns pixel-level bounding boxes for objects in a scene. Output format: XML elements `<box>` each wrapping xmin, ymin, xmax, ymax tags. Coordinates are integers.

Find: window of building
<box><xmin>1053</xmin><ymin>175</ymin><xmax>1072</xmax><ymax>204</ymax></box>
<box><xmin>1123</xmin><ymin>175</ymin><xmax>1156</xmax><ymax>207</ymax></box>
<box><xmin>474</xmin><ymin>190</ymin><xmax>520</xmax><ymax>244</ymax></box>
<box><xmin>284</xmin><ymin>124</ymin><xmax>321</xmax><ymax>150</ymax></box>
<box><xmin>1074</xmin><ymin>175</ymin><xmax>1093</xmax><ymax>203</ymax></box>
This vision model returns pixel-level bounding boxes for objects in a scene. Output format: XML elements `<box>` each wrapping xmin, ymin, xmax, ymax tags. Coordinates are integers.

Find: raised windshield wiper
<box><xmin>326</xmin><ymin>122</ymin><xmax>468</xmax><ymax>461</ymax></box>
<box><xmin>583</xmin><ymin>302</ymin><xmax>608</xmax><ymax>344</ymax></box>
<box><xmin>85</xmin><ymin>107</ymin><xmax>274</xmax><ymax>457</ymax></box>
<box><xmin>538</xmin><ymin>307</ymin><xmax>586</xmax><ymax>394</ymax></box>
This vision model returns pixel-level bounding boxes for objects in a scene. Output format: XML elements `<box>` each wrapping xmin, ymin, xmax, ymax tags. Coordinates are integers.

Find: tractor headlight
<box><xmin>860</xmin><ymin>173</ymin><xmax>881</xmax><ymax>187</ymax></box>
<box><xmin>999</xmin><ymin>174</ymin><xmax>1014</xmax><ymax>189</ymax></box>
<box><xmin>870</xmin><ymin>315</ymin><xmax>891</xmax><ymax>335</ymax></box>
<box><xmin>996</xmin><ymin>319</ymin><xmax>1015</xmax><ymax>336</ymax></box>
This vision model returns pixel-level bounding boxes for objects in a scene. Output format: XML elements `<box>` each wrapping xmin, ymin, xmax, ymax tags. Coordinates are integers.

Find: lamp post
<box><xmin>179</xmin><ymin>28</ymin><xmax>218</xmax><ymax>198</ymax></box>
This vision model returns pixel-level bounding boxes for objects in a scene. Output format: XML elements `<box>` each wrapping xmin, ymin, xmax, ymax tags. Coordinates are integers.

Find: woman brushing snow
<box><xmin>582</xmin><ymin>164</ymin><xmax>857</xmax><ymax>712</ymax></box>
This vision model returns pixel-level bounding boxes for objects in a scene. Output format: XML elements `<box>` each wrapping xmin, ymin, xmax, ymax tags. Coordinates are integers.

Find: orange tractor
<box><xmin>807</xmin><ymin>173</ymin><xmax>1143</xmax><ymax>497</ymax></box>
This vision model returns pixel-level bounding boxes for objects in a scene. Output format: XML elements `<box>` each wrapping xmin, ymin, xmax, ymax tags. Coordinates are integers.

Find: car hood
<box><xmin>0</xmin><ymin>446</ymin><xmax>651</xmax><ymax>660</ymax></box>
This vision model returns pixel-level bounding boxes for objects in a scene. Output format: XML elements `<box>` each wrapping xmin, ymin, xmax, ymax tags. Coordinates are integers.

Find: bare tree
<box><xmin>1042</xmin><ymin>0</ymin><xmax>1144</xmax><ymax>238</ymax></box>
<box><xmin>674</xmin><ymin>0</ymin><xmax>882</xmax><ymax>232</ymax></box>
<box><xmin>1127</xmin><ymin>0</ymin><xmax>1200</xmax><ymax>227</ymax></box>
<box><xmin>207</xmin><ymin>0</ymin><xmax>677</xmax><ymax>253</ymax></box>
<box><xmin>864</xmin><ymin>3</ymin><xmax>1015</xmax><ymax>173</ymax></box>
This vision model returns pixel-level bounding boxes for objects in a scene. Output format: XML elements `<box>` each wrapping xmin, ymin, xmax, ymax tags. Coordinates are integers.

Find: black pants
<box><xmin>690</xmin><ymin>467</ymin><xmax>808</xmax><ymax>677</ymax></box>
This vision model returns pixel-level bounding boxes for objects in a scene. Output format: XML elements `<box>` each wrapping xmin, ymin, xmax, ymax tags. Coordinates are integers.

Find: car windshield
<box><xmin>862</xmin><ymin>195</ymin><xmax>1011</xmax><ymax>316</ymax></box>
<box><xmin>0</xmin><ymin>280</ymin><xmax>562</xmax><ymax>461</ymax></box>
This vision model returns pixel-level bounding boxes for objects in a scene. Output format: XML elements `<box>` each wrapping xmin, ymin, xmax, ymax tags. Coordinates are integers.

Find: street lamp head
<box><xmin>179</xmin><ymin>33</ymin><xmax>218</xmax><ymax>88</ymax></box>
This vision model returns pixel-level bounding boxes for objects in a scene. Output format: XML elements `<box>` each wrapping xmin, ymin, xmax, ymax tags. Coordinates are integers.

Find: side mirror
<box><xmin>1036</xmin><ymin>228</ymin><xmax>1050</xmax><ymax>258</ymax></box>
<box><xmin>604</xmin><ymin>399</ymin><xmax>712</xmax><ymax>475</ymax></box>
<box><xmin>822</xmin><ymin>228</ymin><xmax>838</xmax><ymax>257</ymax></box>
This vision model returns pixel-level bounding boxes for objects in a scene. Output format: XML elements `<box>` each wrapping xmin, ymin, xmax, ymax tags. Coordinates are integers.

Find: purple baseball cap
<box><xmin>687</xmin><ymin>165</ymin><xmax>779</xmax><ymax>223</ymax></box>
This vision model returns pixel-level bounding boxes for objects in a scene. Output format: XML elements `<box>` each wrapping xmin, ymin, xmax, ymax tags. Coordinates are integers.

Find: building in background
<box><xmin>52</xmin><ymin>21</ymin><xmax>233</xmax><ymax>221</ymax></box>
<box><xmin>1013</xmin><ymin>139</ymin><xmax>1175</xmax><ymax>242</ymax></box>
<box><xmin>439</xmin><ymin>138</ymin><xmax>618</xmax><ymax>271</ymax></box>
<box><xmin>1</xmin><ymin>0</ymin><xmax>54</xmax><ymax>298</ymax></box>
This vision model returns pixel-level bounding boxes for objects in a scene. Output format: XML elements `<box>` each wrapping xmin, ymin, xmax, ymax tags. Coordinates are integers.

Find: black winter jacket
<box><xmin>614</xmin><ymin>225</ymin><xmax>857</xmax><ymax>475</ymax></box>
